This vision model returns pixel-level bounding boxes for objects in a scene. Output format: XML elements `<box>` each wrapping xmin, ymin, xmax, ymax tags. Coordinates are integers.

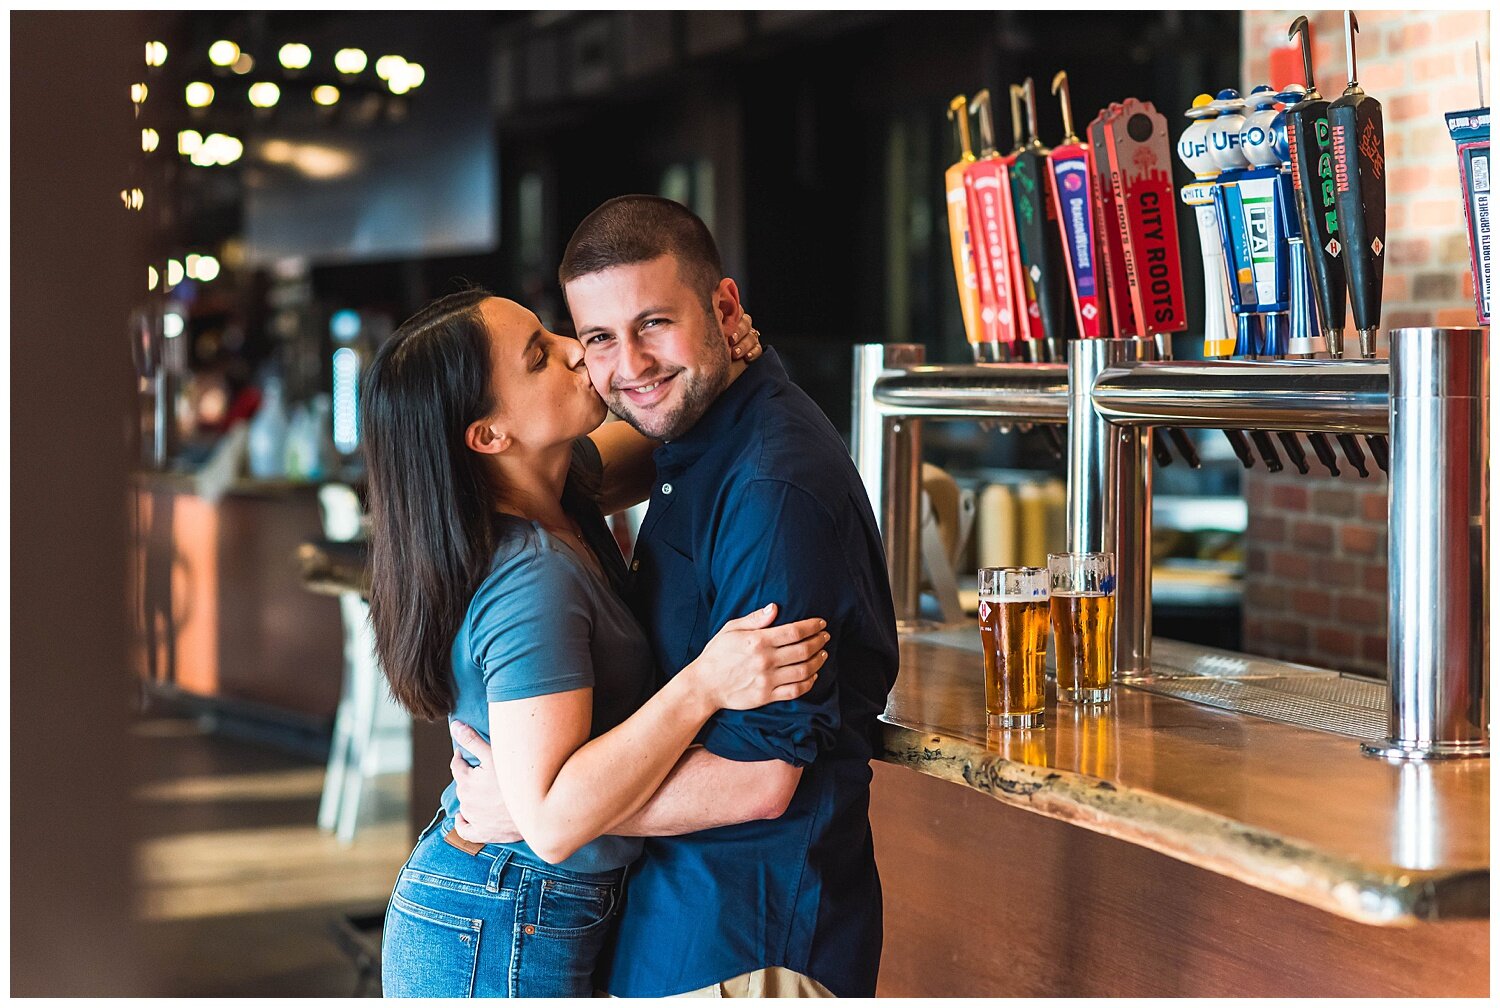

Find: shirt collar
<box><xmin>655</xmin><ymin>347</ymin><xmax>786</xmax><ymax>472</ymax></box>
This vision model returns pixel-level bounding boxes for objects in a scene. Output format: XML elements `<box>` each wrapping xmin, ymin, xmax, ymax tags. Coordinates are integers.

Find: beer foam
<box><xmin>978</xmin><ymin>592</ymin><xmax>1049</xmax><ymax>603</ymax></box>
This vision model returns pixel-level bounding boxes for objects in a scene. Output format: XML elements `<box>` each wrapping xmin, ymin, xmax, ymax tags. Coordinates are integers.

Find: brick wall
<box><xmin>1243</xmin><ymin>465</ymin><xmax>1389</xmax><ymax>676</ymax></box>
<box><xmin>1235</xmin><ymin>10</ymin><xmax>1488</xmax><ymax>676</ymax></box>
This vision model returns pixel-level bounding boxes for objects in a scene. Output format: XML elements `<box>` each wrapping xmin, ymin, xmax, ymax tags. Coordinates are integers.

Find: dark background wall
<box><xmin>480</xmin><ymin>11</ymin><xmax>1239</xmax><ymax>437</ymax></box>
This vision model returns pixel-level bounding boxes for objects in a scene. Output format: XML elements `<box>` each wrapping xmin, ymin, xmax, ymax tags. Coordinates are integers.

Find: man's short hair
<box><xmin>559</xmin><ymin>195</ymin><xmax>723</xmax><ymax>307</ymax></box>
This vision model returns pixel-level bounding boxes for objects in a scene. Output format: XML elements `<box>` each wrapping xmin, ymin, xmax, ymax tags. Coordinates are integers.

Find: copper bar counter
<box><xmin>870</xmin><ymin>631</ymin><xmax>1488</xmax><ymax>997</ymax></box>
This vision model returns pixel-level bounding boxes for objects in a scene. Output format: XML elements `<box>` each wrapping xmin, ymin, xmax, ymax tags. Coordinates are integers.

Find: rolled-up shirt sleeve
<box><xmin>696</xmin><ymin>479</ymin><xmax>851</xmax><ymax>766</ymax></box>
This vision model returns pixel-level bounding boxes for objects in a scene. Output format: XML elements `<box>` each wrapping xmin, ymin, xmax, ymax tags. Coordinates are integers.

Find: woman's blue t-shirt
<box><xmin>439</xmin><ymin>447</ymin><xmax>656</xmax><ymax>873</ymax></box>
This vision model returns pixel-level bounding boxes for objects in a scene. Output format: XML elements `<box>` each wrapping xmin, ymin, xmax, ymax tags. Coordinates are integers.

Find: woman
<box><xmin>363</xmin><ymin>288</ymin><xmax>828</xmax><ymax>997</ymax></box>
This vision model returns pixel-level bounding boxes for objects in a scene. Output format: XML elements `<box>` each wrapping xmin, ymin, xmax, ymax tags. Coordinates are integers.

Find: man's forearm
<box><xmin>608</xmin><ymin>746</ymin><xmax>801</xmax><ymax>837</ymax></box>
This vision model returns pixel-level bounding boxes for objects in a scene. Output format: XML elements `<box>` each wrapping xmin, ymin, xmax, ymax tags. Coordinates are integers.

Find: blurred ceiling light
<box><xmin>148</xmin><ymin>265</ymin><xmax>159</xmax><ymax>291</ymax></box>
<box><xmin>188</xmin><ymin>255</ymin><xmax>221</xmax><ymax>282</ymax></box>
<box><xmin>334</xmin><ymin>47</ymin><xmax>367</xmax><ymax>74</ymax></box>
<box><xmin>190</xmin><ymin>133</ymin><xmax>244</xmax><ymax>167</ymax></box>
<box><xmin>261</xmin><ymin>139</ymin><xmax>294</xmax><ymax>164</ymax></box>
<box><xmin>291</xmin><ymin>145</ymin><xmax>355</xmax><ymax>179</ymax></box>
<box><xmin>330</xmin><ymin>309</ymin><xmax>361</xmax><ymax>342</ymax></box>
<box><xmin>120</xmin><ymin>188</ymin><xmax>145</xmax><ymax>211</ymax></box>
<box><xmin>255</xmin><ymin>138</ymin><xmax>356</xmax><ymax>179</ymax></box>
<box><xmin>185</xmin><ymin>81</ymin><xmax>215</xmax><ymax>108</ymax></box>
<box><xmin>374</xmin><ymin>54</ymin><xmax>406</xmax><ymax>81</ymax></box>
<box><xmin>208</xmin><ymin>40</ymin><xmax>240</xmax><ymax>67</ymax></box>
<box><xmin>248</xmin><ymin>81</ymin><xmax>281</xmax><ymax>108</ymax></box>
<box><xmin>185</xmin><ymin>253</ymin><xmax>201</xmax><ymax>276</ymax></box>
<box><xmin>312</xmin><ymin>85</ymin><xmax>340</xmax><ymax>106</ymax></box>
<box><xmin>232</xmin><ymin>52</ymin><xmax>255</xmax><ymax>75</ymax></box>
<box><xmin>163</xmin><ymin>311</ymin><xmax>185</xmax><ymax>339</ymax></box>
<box><xmin>141</xmin><ymin>127</ymin><xmax>160</xmax><ymax>152</ymax></box>
<box><xmin>166</xmin><ymin>260</ymin><xmax>185</xmax><ymax>287</ymax></box>
<box><xmin>131</xmin><ymin>82</ymin><xmax>148</xmax><ymax>104</ymax></box>
<box><xmin>279</xmin><ymin>43</ymin><xmax>312</xmax><ymax>70</ymax></box>
<box><xmin>386</xmin><ymin>60</ymin><xmax>426</xmax><ymax>95</ymax></box>
<box><xmin>178</xmin><ymin>129</ymin><xmax>203</xmax><ymax>155</ymax></box>
<box><xmin>145</xmin><ymin>41</ymin><xmax>168</xmax><ymax>67</ymax></box>
<box><xmin>210</xmin><ymin>134</ymin><xmax>244</xmax><ymax>165</ymax></box>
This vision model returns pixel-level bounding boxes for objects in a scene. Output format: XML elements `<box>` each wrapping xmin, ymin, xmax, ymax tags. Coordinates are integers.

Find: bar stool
<box><xmin>316</xmin><ymin>483</ymin><xmax>411</xmax><ymax>845</ymax></box>
<box><xmin>920</xmin><ymin>463</ymin><xmax>976</xmax><ymax>624</ymax></box>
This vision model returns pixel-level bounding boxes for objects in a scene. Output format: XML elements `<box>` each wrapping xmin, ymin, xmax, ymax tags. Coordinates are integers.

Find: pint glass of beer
<box><xmin>1047</xmin><ymin>552</ymin><xmax>1116</xmax><ymax>704</ymax></box>
<box><xmin>977</xmin><ymin>567</ymin><xmax>1049</xmax><ymax>728</ymax></box>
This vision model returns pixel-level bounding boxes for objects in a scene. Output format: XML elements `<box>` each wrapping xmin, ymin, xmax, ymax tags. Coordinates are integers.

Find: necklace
<box><xmin>541</xmin><ymin>518</ymin><xmax>601</xmax><ymax>572</ymax></box>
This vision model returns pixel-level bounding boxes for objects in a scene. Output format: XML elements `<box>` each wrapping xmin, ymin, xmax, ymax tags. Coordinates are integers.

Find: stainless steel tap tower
<box><xmin>1362</xmin><ymin>328</ymin><xmax>1489</xmax><ymax>760</ymax></box>
<box><xmin>851</xmin><ymin>328</ymin><xmax>1488</xmax><ymax>759</ymax></box>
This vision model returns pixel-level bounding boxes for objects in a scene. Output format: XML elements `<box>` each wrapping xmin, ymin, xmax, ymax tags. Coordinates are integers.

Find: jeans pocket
<box><xmin>381</xmin><ymin>889</ymin><xmax>483</xmax><ymax>997</ymax></box>
<box><xmin>531</xmin><ymin>876</ymin><xmax>618</xmax><ymax>937</ymax></box>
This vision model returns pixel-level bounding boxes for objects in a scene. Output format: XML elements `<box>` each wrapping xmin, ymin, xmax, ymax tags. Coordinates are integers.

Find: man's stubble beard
<box><xmin>608</xmin><ymin>317</ymin><xmax>731</xmax><ymax>442</ymax></box>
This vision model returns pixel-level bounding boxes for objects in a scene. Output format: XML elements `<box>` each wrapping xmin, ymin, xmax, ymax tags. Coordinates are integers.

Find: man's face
<box><xmin>566</xmin><ymin>254</ymin><xmax>735</xmax><ymax>442</ymax></box>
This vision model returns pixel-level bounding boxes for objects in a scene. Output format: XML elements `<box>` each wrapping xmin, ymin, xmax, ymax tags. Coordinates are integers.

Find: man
<box><xmin>450</xmin><ymin>195</ymin><xmax>899</xmax><ymax>997</ymax></box>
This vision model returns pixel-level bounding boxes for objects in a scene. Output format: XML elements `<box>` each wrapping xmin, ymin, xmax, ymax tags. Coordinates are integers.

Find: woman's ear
<box><xmin>465</xmin><ymin>418</ymin><xmax>509</xmax><ymax>455</ymax></box>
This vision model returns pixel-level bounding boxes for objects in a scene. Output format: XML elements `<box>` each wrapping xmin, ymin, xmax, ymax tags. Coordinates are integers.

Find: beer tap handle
<box><xmin>1335</xmin><ymin>432</ymin><xmax>1371</xmax><ymax>477</ymax></box>
<box><xmin>1249</xmin><ymin>430</ymin><xmax>1285</xmax><ymax>472</ymax></box>
<box><xmin>1366</xmin><ymin>433</ymin><xmax>1389</xmax><ymax>473</ymax></box>
<box><xmin>948</xmin><ymin>94</ymin><xmax>976</xmax><ymax>157</ymax></box>
<box><xmin>1306</xmin><ymin>431</ymin><xmax>1342</xmax><ymax>476</ymax></box>
<box><xmin>1023</xmin><ymin>76</ymin><xmax>1042</xmax><ymax>147</ymax></box>
<box><xmin>1166</xmin><ymin>427</ymin><xmax>1202</xmax><ymax>468</ymax></box>
<box><xmin>1008</xmin><ymin>84</ymin><xmax>1026</xmax><ymax>154</ymax></box>
<box><xmin>1291</xmin><ymin>16</ymin><xmax>1316</xmax><ymax>89</ymax></box>
<box><xmin>1049</xmin><ymin>71</ymin><xmax>1107</xmax><ymax>339</ymax></box>
<box><xmin>1052</xmin><ymin>71</ymin><xmax>1079</xmax><ymax>145</ymax></box>
<box><xmin>971</xmin><ymin>88</ymin><xmax>998</xmax><ymax>157</ymax></box>
<box><xmin>1009</xmin><ymin>77</ymin><xmax>1074</xmax><ymax>361</ymax></box>
<box><xmin>1223</xmin><ymin>429</ymin><xmax>1257</xmax><ymax>469</ymax></box>
<box><xmin>1275</xmin><ymin>431</ymin><xmax>1310</xmax><ymax>475</ymax></box>
<box><xmin>1344</xmin><ymin>9</ymin><xmax>1360</xmax><ymax>88</ymax></box>
<box><xmin>1330</xmin><ymin>10</ymin><xmax>1386</xmax><ymax>358</ymax></box>
<box><xmin>1283</xmin><ymin>22</ymin><xmax>1349</xmax><ymax>355</ymax></box>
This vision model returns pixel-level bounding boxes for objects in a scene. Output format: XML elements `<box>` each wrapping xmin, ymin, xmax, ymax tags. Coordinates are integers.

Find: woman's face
<box><xmin>478</xmin><ymin>297</ymin><xmax>606</xmax><ymax>452</ymax></box>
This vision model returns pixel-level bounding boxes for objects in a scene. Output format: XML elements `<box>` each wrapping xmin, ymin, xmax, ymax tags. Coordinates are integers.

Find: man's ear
<box><xmin>465</xmin><ymin>418</ymin><xmax>509</xmax><ymax>455</ymax></box>
<box><xmin>712</xmin><ymin>277</ymin><xmax>744</xmax><ymax>338</ymax></box>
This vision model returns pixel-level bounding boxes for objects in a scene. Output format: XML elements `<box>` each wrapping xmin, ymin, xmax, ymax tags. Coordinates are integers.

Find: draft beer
<box><xmin>977</xmin><ymin>566</ymin><xmax>1049</xmax><ymax>728</ymax></box>
<box><xmin>1048</xmin><ymin>552</ymin><xmax>1116</xmax><ymax>704</ymax></box>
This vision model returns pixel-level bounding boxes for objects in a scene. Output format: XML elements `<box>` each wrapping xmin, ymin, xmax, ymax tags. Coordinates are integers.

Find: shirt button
<box><xmin>661</xmin><ymin>483</ymin><xmax>673</xmax><ymax>495</ymax></box>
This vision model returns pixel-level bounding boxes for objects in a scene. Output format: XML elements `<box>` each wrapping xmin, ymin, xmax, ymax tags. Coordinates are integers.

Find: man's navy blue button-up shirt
<box><xmin>597</xmin><ymin>349</ymin><xmax>900</xmax><ymax>997</ymax></box>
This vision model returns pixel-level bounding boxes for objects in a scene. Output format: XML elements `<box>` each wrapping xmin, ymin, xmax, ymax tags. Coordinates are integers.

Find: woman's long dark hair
<box><xmin>362</xmin><ymin>288</ymin><xmax>498</xmax><ymax>720</ymax></box>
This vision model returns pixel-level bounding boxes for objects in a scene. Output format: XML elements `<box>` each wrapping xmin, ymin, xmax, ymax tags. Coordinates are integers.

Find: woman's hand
<box><xmin>729</xmin><ymin>312</ymin><xmax>763</xmax><ymax>362</ymax></box>
<box><xmin>685</xmin><ymin>602</ymin><xmax>828</xmax><ymax>712</ymax></box>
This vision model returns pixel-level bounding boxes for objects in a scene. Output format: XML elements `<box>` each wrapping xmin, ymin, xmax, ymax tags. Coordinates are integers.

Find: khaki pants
<box><xmin>602</xmin><ymin>968</ymin><xmax>834</xmax><ymax>999</ymax></box>
<box><xmin>672</xmin><ymin>967</ymin><xmax>835</xmax><ymax>998</ymax></box>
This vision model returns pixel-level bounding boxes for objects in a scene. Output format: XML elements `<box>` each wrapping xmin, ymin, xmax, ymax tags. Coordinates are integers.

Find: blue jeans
<box><xmin>381</xmin><ymin>811</ymin><xmax>626</xmax><ymax>997</ymax></box>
